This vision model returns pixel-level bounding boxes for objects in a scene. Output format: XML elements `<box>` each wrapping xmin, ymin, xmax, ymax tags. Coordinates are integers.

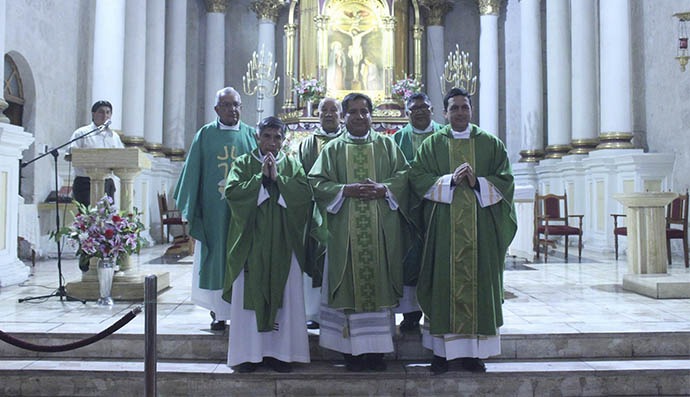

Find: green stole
<box><xmin>346</xmin><ymin>142</ymin><xmax>379</xmax><ymax>312</ymax></box>
<box><xmin>448</xmin><ymin>137</ymin><xmax>479</xmax><ymax>335</ymax></box>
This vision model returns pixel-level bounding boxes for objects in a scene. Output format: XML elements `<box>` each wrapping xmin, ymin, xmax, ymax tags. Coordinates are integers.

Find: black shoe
<box><xmin>399</xmin><ymin>311</ymin><xmax>422</xmax><ymax>334</ymax></box>
<box><xmin>365</xmin><ymin>353</ymin><xmax>387</xmax><ymax>372</ymax></box>
<box><xmin>343</xmin><ymin>353</ymin><xmax>366</xmax><ymax>372</ymax></box>
<box><xmin>460</xmin><ymin>357</ymin><xmax>486</xmax><ymax>373</ymax></box>
<box><xmin>78</xmin><ymin>256</ymin><xmax>90</xmax><ymax>272</ymax></box>
<box><xmin>234</xmin><ymin>362</ymin><xmax>258</xmax><ymax>373</ymax></box>
<box><xmin>430</xmin><ymin>355</ymin><xmax>448</xmax><ymax>374</ymax></box>
<box><xmin>210</xmin><ymin>311</ymin><xmax>227</xmax><ymax>331</ymax></box>
<box><xmin>306</xmin><ymin>320</ymin><xmax>320</xmax><ymax>330</ymax></box>
<box><xmin>210</xmin><ymin>320</ymin><xmax>226</xmax><ymax>331</ymax></box>
<box><xmin>264</xmin><ymin>357</ymin><xmax>293</xmax><ymax>373</ymax></box>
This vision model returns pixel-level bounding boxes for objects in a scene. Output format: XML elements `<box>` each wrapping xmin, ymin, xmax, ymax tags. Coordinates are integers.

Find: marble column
<box><xmin>544</xmin><ymin>0</ymin><xmax>571</xmax><ymax>159</ymax></box>
<box><xmin>519</xmin><ymin>0</ymin><xmax>544</xmax><ymax>162</ymax></box>
<box><xmin>478</xmin><ymin>0</ymin><xmax>501</xmax><ymax>136</ymax></box>
<box><xmin>163</xmin><ymin>0</ymin><xmax>187</xmax><ymax>161</ymax></box>
<box><xmin>92</xmin><ymin>0</ymin><xmax>126</xmax><ymax>130</ymax></box>
<box><xmin>0</xmin><ymin>123</ymin><xmax>34</xmax><ymax>287</ymax></box>
<box><xmin>597</xmin><ymin>0</ymin><xmax>634</xmax><ymax>149</ymax></box>
<box><xmin>250</xmin><ymin>0</ymin><xmax>285</xmax><ymax>125</ymax></box>
<box><xmin>0</xmin><ymin>0</ymin><xmax>10</xmax><ymax>123</ymax></box>
<box><xmin>204</xmin><ymin>0</ymin><xmax>228</xmax><ymax>123</ymax></box>
<box><xmin>420</xmin><ymin>0</ymin><xmax>454</xmax><ymax>123</ymax></box>
<box><xmin>144</xmin><ymin>0</ymin><xmax>166</xmax><ymax>157</ymax></box>
<box><xmin>122</xmin><ymin>0</ymin><xmax>146</xmax><ymax>148</ymax></box>
<box><xmin>569</xmin><ymin>0</ymin><xmax>599</xmax><ymax>154</ymax></box>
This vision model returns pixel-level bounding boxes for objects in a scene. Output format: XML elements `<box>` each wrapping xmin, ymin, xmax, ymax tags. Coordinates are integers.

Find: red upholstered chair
<box><xmin>666</xmin><ymin>191</ymin><xmax>689</xmax><ymax>268</ymax></box>
<box><xmin>611</xmin><ymin>213</ymin><xmax>627</xmax><ymax>260</ymax></box>
<box><xmin>157</xmin><ymin>192</ymin><xmax>187</xmax><ymax>243</ymax></box>
<box><xmin>533</xmin><ymin>192</ymin><xmax>583</xmax><ymax>263</ymax></box>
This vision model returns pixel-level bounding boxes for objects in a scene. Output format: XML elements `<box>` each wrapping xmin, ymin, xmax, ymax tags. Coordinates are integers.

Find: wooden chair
<box><xmin>611</xmin><ymin>213</ymin><xmax>627</xmax><ymax>260</ymax></box>
<box><xmin>157</xmin><ymin>192</ymin><xmax>187</xmax><ymax>243</ymax></box>
<box><xmin>533</xmin><ymin>192</ymin><xmax>584</xmax><ymax>263</ymax></box>
<box><xmin>666</xmin><ymin>191</ymin><xmax>689</xmax><ymax>268</ymax></box>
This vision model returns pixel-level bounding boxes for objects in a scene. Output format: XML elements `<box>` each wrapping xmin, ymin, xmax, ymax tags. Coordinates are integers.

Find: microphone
<box><xmin>99</xmin><ymin>119</ymin><xmax>112</xmax><ymax>131</ymax></box>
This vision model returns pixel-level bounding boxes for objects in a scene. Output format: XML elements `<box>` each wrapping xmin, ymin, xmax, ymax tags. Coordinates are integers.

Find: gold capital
<box><xmin>419</xmin><ymin>0</ymin><xmax>454</xmax><ymax>26</ymax></box>
<box><xmin>205</xmin><ymin>0</ymin><xmax>228</xmax><ymax>13</ymax></box>
<box><xmin>250</xmin><ymin>0</ymin><xmax>285</xmax><ymax>23</ymax></box>
<box><xmin>478</xmin><ymin>0</ymin><xmax>501</xmax><ymax>16</ymax></box>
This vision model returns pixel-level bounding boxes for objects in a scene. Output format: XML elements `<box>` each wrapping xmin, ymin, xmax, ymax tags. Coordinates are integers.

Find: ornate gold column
<box><xmin>412</xmin><ymin>24</ymin><xmax>424</xmax><ymax>81</ymax></box>
<box><xmin>283</xmin><ymin>23</ymin><xmax>297</xmax><ymax>111</ymax></box>
<box><xmin>382</xmin><ymin>16</ymin><xmax>397</xmax><ymax>101</ymax></box>
<box><xmin>314</xmin><ymin>15</ymin><xmax>330</xmax><ymax>87</ymax></box>
<box><xmin>420</xmin><ymin>0</ymin><xmax>454</xmax><ymax>26</ymax></box>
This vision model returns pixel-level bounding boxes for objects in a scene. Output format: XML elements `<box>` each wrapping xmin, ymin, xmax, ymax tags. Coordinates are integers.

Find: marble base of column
<box><xmin>163</xmin><ymin>147</ymin><xmax>186</xmax><ymax>162</ymax></box>
<box><xmin>144</xmin><ymin>142</ymin><xmax>166</xmax><ymax>157</ymax></box>
<box><xmin>519</xmin><ymin>149</ymin><xmax>545</xmax><ymax>163</ymax></box>
<box><xmin>596</xmin><ymin>132</ymin><xmax>634</xmax><ymax>150</ymax></box>
<box><xmin>121</xmin><ymin>136</ymin><xmax>146</xmax><ymax>149</ymax></box>
<box><xmin>544</xmin><ymin>144</ymin><xmax>572</xmax><ymax>159</ymax></box>
<box><xmin>569</xmin><ymin>138</ymin><xmax>599</xmax><ymax>155</ymax></box>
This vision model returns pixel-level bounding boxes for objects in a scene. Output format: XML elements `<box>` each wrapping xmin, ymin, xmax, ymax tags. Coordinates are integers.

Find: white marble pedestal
<box><xmin>614</xmin><ymin>192</ymin><xmax>690</xmax><ymax>298</ymax></box>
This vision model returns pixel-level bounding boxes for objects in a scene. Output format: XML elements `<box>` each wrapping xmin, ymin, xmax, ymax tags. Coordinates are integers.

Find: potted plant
<box><xmin>293</xmin><ymin>77</ymin><xmax>326</xmax><ymax>116</ymax></box>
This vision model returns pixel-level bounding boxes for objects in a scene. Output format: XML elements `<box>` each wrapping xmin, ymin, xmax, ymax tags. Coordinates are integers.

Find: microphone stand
<box><xmin>18</xmin><ymin>123</ymin><xmax>109</xmax><ymax>304</ymax></box>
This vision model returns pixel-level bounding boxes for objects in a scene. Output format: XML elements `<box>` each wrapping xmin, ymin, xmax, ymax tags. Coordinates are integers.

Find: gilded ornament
<box><xmin>250</xmin><ymin>0</ymin><xmax>285</xmax><ymax>23</ymax></box>
<box><xmin>205</xmin><ymin>0</ymin><xmax>228</xmax><ymax>13</ymax></box>
<box><xmin>478</xmin><ymin>0</ymin><xmax>501</xmax><ymax>16</ymax></box>
<box><xmin>419</xmin><ymin>0</ymin><xmax>454</xmax><ymax>26</ymax></box>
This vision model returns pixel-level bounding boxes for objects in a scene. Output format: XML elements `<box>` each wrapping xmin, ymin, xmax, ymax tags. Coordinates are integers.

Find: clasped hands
<box><xmin>262</xmin><ymin>152</ymin><xmax>278</xmax><ymax>182</ymax></box>
<box><xmin>452</xmin><ymin>162</ymin><xmax>476</xmax><ymax>188</ymax></box>
<box><xmin>343</xmin><ymin>178</ymin><xmax>387</xmax><ymax>200</ymax></box>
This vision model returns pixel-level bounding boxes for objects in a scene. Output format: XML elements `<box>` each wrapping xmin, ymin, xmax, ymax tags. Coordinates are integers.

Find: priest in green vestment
<box><xmin>408</xmin><ymin>87</ymin><xmax>517</xmax><ymax>375</ymax></box>
<box><xmin>392</xmin><ymin>92</ymin><xmax>443</xmax><ymax>334</ymax></box>
<box><xmin>309</xmin><ymin>93</ymin><xmax>409</xmax><ymax>372</ymax></box>
<box><xmin>223</xmin><ymin>116</ymin><xmax>311</xmax><ymax>373</ymax></box>
<box><xmin>297</xmin><ymin>97</ymin><xmax>344</xmax><ymax>330</ymax></box>
<box><xmin>173</xmin><ymin>87</ymin><xmax>257</xmax><ymax>330</ymax></box>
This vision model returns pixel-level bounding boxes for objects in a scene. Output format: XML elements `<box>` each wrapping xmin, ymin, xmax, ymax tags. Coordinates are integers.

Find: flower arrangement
<box><xmin>55</xmin><ymin>196</ymin><xmax>144</xmax><ymax>261</ymax></box>
<box><xmin>293</xmin><ymin>77</ymin><xmax>326</xmax><ymax>103</ymax></box>
<box><xmin>392</xmin><ymin>76</ymin><xmax>424</xmax><ymax>101</ymax></box>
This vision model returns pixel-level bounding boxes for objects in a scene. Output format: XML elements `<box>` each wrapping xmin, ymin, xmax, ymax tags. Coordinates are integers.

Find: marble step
<box><xmin>1</xmin><ymin>330</ymin><xmax>688</xmax><ymax>363</ymax></box>
<box><xmin>1</xmin><ymin>358</ymin><xmax>689</xmax><ymax>396</ymax></box>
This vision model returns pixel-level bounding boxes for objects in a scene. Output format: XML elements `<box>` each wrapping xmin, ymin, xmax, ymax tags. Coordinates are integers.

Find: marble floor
<box><xmin>1</xmin><ymin>245</ymin><xmax>690</xmax><ymax>337</ymax></box>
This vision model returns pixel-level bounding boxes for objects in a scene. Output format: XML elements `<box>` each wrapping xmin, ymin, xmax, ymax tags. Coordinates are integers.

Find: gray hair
<box><xmin>215</xmin><ymin>87</ymin><xmax>241</xmax><ymax>106</ymax></box>
<box><xmin>318</xmin><ymin>97</ymin><xmax>343</xmax><ymax>114</ymax></box>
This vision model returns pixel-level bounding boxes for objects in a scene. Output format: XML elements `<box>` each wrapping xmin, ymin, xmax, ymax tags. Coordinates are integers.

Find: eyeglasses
<box><xmin>217</xmin><ymin>101</ymin><xmax>241</xmax><ymax>109</ymax></box>
<box><xmin>408</xmin><ymin>105</ymin><xmax>431</xmax><ymax>114</ymax></box>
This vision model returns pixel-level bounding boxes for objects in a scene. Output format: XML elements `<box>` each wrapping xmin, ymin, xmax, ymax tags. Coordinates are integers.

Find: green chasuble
<box><xmin>173</xmin><ymin>120</ymin><xmax>256</xmax><ymax>290</ymax></box>
<box><xmin>297</xmin><ymin>128</ymin><xmax>343</xmax><ymax>286</ymax></box>
<box><xmin>408</xmin><ymin>124</ymin><xmax>517</xmax><ymax>336</ymax></box>
<box><xmin>223</xmin><ymin>149</ymin><xmax>312</xmax><ymax>332</ymax></box>
<box><xmin>393</xmin><ymin>121</ymin><xmax>443</xmax><ymax>285</ymax></box>
<box><xmin>392</xmin><ymin>121</ymin><xmax>443</xmax><ymax>161</ymax></box>
<box><xmin>309</xmin><ymin>130</ymin><xmax>409</xmax><ymax>313</ymax></box>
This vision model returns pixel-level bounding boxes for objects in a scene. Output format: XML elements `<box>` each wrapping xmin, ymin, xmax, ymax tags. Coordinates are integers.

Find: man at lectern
<box><xmin>65</xmin><ymin>100</ymin><xmax>123</xmax><ymax>207</ymax></box>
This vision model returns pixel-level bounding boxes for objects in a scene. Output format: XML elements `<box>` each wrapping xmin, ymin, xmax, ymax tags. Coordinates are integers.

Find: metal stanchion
<box><xmin>144</xmin><ymin>275</ymin><xmax>157</xmax><ymax>397</ymax></box>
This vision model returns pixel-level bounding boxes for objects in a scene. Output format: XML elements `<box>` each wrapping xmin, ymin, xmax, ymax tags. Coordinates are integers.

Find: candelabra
<box><xmin>440</xmin><ymin>44</ymin><xmax>477</xmax><ymax>95</ymax></box>
<box><xmin>242</xmin><ymin>45</ymin><xmax>280</xmax><ymax>124</ymax></box>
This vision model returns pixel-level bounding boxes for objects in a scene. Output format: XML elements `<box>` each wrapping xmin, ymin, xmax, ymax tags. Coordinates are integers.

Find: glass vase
<box><xmin>306</xmin><ymin>101</ymin><xmax>313</xmax><ymax>117</ymax></box>
<box><xmin>97</xmin><ymin>257</ymin><xmax>115</xmax><ymax>305</ymax></box>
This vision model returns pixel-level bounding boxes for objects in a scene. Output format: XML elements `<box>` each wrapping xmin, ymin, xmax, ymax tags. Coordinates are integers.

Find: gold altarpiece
<box><xmin>281</xmin><ymin>0</ymin><xmax>424</xmax><ymax>138</ymax></box>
